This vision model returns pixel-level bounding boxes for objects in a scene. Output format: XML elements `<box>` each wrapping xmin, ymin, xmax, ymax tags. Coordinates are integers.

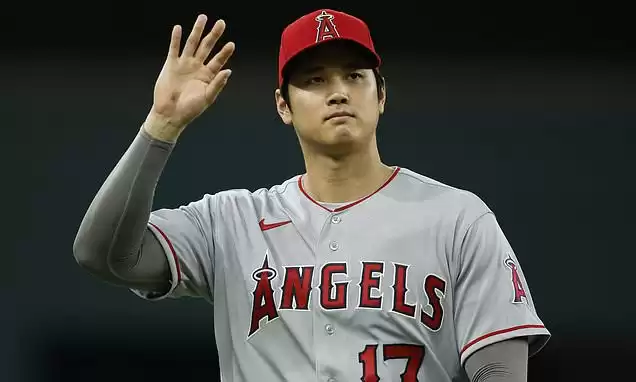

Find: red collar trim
<box><xmin>298</xmin><ymin>167</ymin><xmax>401</xmax><ymax>213</ymax></box>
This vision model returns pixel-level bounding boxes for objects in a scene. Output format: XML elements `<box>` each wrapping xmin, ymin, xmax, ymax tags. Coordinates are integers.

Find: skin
<box><xmin>143</xmin><ymin>14</ymin><xmax>235</xmax><ymax>143</ymax></box>
<box><xmin>275</xmin><ymin>41</ymin><xmax>395</xmax><ymax>203</ymax></box>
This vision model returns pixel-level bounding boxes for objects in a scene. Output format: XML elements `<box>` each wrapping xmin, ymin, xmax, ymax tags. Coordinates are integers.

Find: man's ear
<box><xmin>378</xmin><ymin>77</ymin><xmax>386</xmax><ymax>115</ymax></box>
<box><xmin>275</xmin><ymin>89</ymin><xmax>293</xmax><ymax>125</ymax></box>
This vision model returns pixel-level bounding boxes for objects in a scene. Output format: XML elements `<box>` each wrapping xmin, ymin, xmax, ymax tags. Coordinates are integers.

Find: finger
<box><xmin>195</xmin><ymin>19</ymin><xmax>226</xmax><ymax>62</ymax></box>
<box><xmin>206</xmin><ymin>42</ymin><xmax>235</xmax><ymax>74</ymax></box>
<box><xmin>182</xmin><ymin>14</ymin><xmax>208</xmax><ymax>58</ymax></box>
<box><xmin>205</xmin><ymin>69</ymin><xmax>232</xmax><ymax>104</ymax></box>
<box><xmin>167</xmin><ymin>25</ymin><xmax>182</xmax><ymax>59</ymax></box>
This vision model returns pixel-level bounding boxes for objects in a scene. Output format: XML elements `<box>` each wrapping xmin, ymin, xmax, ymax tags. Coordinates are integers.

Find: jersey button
<box><xmin>331</xmin><ymin>215</ymin><xmax>341</xmax><ymax>224</ymax></box>
<box><xmin>329</xmin><ymin>241</ymin><xmax>339</xmax><ymax>251</ymax></box>
<box><xmin>327</xmin><ymin>378</ymin><xmax>336</xmax><ymax>382</ymax></box>
<box><xmin>325</xmin><ymin>324</ymin><xmax>335</xmax><ymax>335</ymax></box>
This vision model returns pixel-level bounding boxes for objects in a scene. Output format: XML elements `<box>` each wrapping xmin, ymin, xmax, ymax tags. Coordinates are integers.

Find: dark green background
<box><xmin>5</xmin><ymin>2</ymin><xmax>634</xmax><ymax>381</ymax></box>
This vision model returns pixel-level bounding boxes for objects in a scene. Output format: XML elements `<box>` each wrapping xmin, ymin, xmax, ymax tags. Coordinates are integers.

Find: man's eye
<box><xmin>350</xmin><ymin>72</ymin><xmax>364</xmax><ymax>80</ymax></box>
<box><xmin>307</xmin><ymin>76</ymin><xmax>323</xmax><ymax>84</ymax></box>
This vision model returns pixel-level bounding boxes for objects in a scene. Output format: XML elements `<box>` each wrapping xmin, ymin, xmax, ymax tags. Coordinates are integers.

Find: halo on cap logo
<box><xmin>315</xmin><ymin>10</ymin><xmax>340</xmax><ymax>42</ymax></box>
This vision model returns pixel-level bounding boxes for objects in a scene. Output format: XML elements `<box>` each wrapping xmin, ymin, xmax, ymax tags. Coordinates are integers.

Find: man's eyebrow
<box><xmin>300</xmin><ymin>66</ymin><xmax>324</xmax><ymax>74</ymax></box>
<box><xmin>300</xmin><ymin>63</ymin><xmax>363</xmax><ymax>74</ymax></box>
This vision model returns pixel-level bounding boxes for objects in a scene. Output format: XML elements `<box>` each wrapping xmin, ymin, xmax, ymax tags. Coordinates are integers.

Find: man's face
<box><xmin>276</xmin><ymin>42</ymin><xmax>385</xmax><ymax>156</ymax></box>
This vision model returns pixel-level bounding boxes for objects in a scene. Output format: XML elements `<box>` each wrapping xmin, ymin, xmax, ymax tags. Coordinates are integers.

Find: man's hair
<box><xmin>280</xmin><ymin>68</ymin><xmax>386</xmax><ymax>109</ymax></box>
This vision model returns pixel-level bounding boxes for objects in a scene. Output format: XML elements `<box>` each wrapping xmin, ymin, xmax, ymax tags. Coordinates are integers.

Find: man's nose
<box><xmin>327</xmin><ymin>91</ymin><xmax>349</xmax><ymax>105</ymax></box>
<box><xmin>324</xmin><ymin>75</ymin><xmax>349</xmax><ymax>105</ymax></box>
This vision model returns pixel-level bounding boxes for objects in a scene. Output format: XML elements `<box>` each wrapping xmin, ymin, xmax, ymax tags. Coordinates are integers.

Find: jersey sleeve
<box><xmin>453</xmin><ymin>212</ymin><xmax>550</xmax><ymax>366</ymax></box>
<box><xmin>130</xmin><ymin>194</ymin><xmax>217</xmax><ymax>303</ymax></box>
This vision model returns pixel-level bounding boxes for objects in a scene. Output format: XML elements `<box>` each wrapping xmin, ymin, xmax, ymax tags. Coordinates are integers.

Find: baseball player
<box><xmin>73</xmin><ymin>9</ymin><xmax>550</xmax><ymax>382</ymax></box>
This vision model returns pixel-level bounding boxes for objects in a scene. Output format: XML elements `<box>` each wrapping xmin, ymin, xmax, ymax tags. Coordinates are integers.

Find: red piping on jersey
<box><xmin>298</xmin><ymin>167</ymin><xmax>401</xmax><ymax>212</ymax></box>
<box><xmin>460</xmin><ymin>324</ymin><xmax>546</xmax><ymax>355</ymax></box>
<box><xmin>148</xmin><ymin>222</ymin><xmax>182</xmax><ymax>284</ymax></box>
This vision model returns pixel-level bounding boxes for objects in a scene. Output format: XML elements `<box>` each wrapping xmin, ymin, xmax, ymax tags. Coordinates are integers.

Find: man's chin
<box><xmin>323</xmin><ymin>130</ymin><xmax>359</xmax><ymax>146</ymax></box>
<box><xmin>314</xmin><ymin>134</ymin><xmax>369</xmax><ymax>157</ymax></box>
<box><xmin>323</xmin><ymin>123</ymin><xmax>361</xmax><ymax>140</ymax></box>
<box><xmin>298</xmin><ymin>126</ymin><xmax>372</xmax><ymax>155</ymax></box>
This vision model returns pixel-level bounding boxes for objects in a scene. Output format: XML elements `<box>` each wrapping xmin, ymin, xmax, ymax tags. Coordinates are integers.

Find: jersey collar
<box><xmin>298</xmin><ymin>167</ymin><xmax>401</xmax><ymax>213</ymax></box>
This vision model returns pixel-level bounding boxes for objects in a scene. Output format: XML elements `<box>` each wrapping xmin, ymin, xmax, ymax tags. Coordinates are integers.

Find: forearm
<box><xmin>73</xmin><ymin>125</ymin><xmax>175</xmax><ymax>278</ymax></box>
<box><xmin>464</xmin><ymin>339</ymin><xmax>529</xmax><ymax>382</ymax></box>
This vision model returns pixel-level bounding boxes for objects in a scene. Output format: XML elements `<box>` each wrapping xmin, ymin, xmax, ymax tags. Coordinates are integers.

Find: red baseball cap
<box><xmin>277</xmin><ymin>9</ymin><xmax>381</xmax><ymax>87</ymax></box>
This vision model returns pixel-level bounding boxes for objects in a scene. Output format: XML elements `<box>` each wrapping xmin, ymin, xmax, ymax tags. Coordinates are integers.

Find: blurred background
<box><xmin>4</xmin><ymin>2</ymin><xmax>634</xmax><ymax>381</ymax></box>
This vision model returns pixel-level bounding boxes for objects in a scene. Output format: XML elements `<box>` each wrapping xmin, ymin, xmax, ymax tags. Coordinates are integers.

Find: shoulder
<box><xmin>206</xmin><ymin>174</ymin><xmax>301</xmax><ymax>213</ymax></box>
<box><xmin>393</xmin><ymin>167</ymin><xmax>491</xmax><ymax>221</ymax></box>
<box><xmin>393</xmin><ymin>167</ymin><xmax>498</xmax><ymax>260</ymax></box>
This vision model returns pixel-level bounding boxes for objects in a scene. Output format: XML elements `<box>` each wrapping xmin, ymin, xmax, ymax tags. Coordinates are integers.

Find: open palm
<box><xmin>151</xmin><ymin>15</ymin><xmax>235</xmax><ymax>129</ymax></box>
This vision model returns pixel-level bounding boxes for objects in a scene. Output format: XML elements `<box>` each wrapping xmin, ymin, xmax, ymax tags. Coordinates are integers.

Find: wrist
<box><xmin>142</xmin><ymin>111</ymin><xmax>185</xmax><ymax>143</ymax></box>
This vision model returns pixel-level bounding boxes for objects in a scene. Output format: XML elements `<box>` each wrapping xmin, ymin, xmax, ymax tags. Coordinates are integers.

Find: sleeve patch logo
<box><xmin>504</xmin><ymin>254</ymin><xmax>528</xmax><ymax>304</ymax></box>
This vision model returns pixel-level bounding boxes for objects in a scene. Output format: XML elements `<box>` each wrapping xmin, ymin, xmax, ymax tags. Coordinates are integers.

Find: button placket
<box><xmin>316</xmin><ymin>211</ymin><xmax>348</xmax><ymax>382</ymax></box>
<box><xmin>328</xmin><ymin>213</ymin><xmax>342</xmax><ymax>252</ymax></box>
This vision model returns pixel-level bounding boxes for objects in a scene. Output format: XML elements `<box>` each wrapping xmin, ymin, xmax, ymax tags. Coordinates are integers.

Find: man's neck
<box><xmin>301</xmin><ymin>143</ymin><xmax>395</xmax><ymax>204</ymax></box>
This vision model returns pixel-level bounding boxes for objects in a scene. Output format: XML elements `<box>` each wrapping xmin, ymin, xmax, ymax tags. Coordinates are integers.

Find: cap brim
<box><xmin>281</xmin><ymin>38</ymin><xmax>381</xmax><ymax>84</ymax></box>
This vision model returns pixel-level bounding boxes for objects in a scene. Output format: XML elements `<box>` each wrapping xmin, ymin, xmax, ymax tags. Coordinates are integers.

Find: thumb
<box><xmin>205</xmin><ymin>69</ymin><xmax>232</xmax><ymax>105</ymax></box>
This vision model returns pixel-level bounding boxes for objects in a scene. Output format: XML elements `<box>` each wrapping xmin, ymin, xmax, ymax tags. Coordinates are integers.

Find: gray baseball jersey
<box><xmin>132</xmin><ymin>166</ymin><xmax>550</xmax><ymax>381</ymax></box>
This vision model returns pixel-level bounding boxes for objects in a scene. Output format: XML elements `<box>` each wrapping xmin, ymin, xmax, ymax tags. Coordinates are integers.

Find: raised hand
<box><xmin>144</xmin><ymin>14</ymin><xmax>235</xmax><ymax>142</ymax></box>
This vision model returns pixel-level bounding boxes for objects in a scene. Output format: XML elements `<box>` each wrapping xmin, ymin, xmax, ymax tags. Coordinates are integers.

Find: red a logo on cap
<box><xmin>315</xmin><ymin>10</ymin><xmax>340</xmax><ymax>42</ymax></box>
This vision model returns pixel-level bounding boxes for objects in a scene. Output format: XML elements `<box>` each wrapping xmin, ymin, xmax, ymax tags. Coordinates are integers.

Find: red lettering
<box><xmin>392</xmin><ymin>264</ymin><xmax>416</xmax><ymax>318</ymax></box>
<box><xmin>359</xmin><ymin>343</ymin><xmax>425</xmax><ymax>381</ymax></box>
<box><xmin>420</xmin><ymin>274</ymin><xmax>446</xmax><ymax>331</ymax></box>
<box><xmin>280</xmin><ymin>266</ymin><xmax>314</xmax><ymax>310</ymax></box>
<box><xmin>249</xmin><ymin>258</ymin><xmax>449</xmax><ymax>337</ymax></box>
<box><xmin>248</xmin><ymin>256</ymin><xmax>279</xmax><ymax>337</ymax></box>
<box><xmin>358</xmin><ymin>344</ymin><xmax>380</xmax><ymax>382</ymax></box>
<box><xmin>320</xmin><ymin>263</ymin><xmax>348</xmax><ymax>310</ymax></box>
<box><xmin>359</xmin><ymin>262</ymin><xmax>384</xmax><ymax>309</ymax></box>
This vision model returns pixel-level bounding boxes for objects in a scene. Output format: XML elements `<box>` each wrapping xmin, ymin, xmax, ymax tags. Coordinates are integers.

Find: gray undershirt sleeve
<box><xmin>464</xmin><ymin>338</ymin><xmax>529</xmax><ymax>382</ymax></box>
<box><xmin>73</xmin><ymin>127</ymin><xmax>176</xmax><ymax>291</ymax></box>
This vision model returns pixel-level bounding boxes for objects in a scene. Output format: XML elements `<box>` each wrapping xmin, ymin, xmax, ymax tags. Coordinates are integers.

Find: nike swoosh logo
<box><xmin>259</xmin><ymin>218</ymin><xmax>292</xmax><ymax>231</ymax></box>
